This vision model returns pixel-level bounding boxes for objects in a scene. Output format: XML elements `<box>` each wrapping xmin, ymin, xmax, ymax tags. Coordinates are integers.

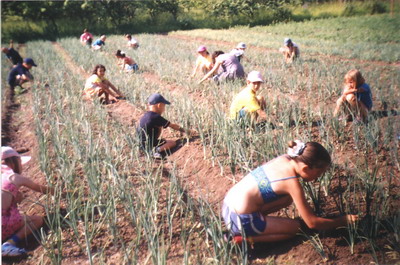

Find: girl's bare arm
<box><xmin>199</xmin><ymin>61</ymin><xmax>221</xmax><ymax>83</ymax></box>
<box><xmin>289</xmin><ymin>180</ymin><xmax>358</xmax><ymax>230</ymax></box>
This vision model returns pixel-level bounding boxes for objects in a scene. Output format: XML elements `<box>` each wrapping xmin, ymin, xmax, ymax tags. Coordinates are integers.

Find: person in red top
<box><xmin>80</xmin><ymin>29</ymin><xmax>93</xmax><ymax>47</ymax></box>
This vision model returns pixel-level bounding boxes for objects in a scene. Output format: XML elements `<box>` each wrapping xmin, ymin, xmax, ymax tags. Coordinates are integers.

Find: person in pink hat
<box><xmin>1</xmin><ymin>146</ymin><xmax>54</xmax><ymax>257</ymax></box>
<box><xmin>190</xmin><ymin>45</ymin><xmax>213</xmax><ymax>78</ymax></box>
<box><xmin>229</xmin><ymin>71</ymin><xmax>267</xmax><ymax>125</ymax></box>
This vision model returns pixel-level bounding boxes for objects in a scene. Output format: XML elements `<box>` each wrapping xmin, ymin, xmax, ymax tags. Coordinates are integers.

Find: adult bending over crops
<box><xmin>279</xmin><ymin>38</ymin><xmax>300</xmax><ymax>63</ymax></box>
<box><xmin>115</xmin><ymin>50</ymin><xmax>139</xmax><ymax>73</ymax></box>
<box><xmin>7</xmin><ymin>58</ymin><xmax>37</xmax><ymax>90</ymax></box>
<box><xmin>83</xmin><ymin>64</ymin><xmax>125</xmax><ymax>104</ymax></box>
<box><xmin>333</xmin><ymin>69</ymin><xmax>372</xmax><ymax>123</ymax></box>
<box><xmin>199</xmin><ymin>50</ymin><xmax>245</xmax><ymax>84</ymax></box>
<box><xmin>190</xmin><ymin>45</ymin><xmax>213</xmax><ymax>78</ymax></box>
<box><xmin>2</xmin><ymin>40</ymin><xmax>23</xmax><ymax>66</ymax></box>
<box><xmin>80</xmin><ymin>29</ymin><xmax>93</xmax><ymax>47</ymax></box>
<box><xmin>2</xmin><ymin>147</ymin><xmax>54</xmax><ymax>257</ymax></box>
<box><xmin>92</xmin><ymin>35</ymin><xmax>106</xmax><ymax>51</ymax></box>
<box><xmin>230</xmin><ymin>71</ymin><xmax>267</xmax><ymax>126</ymax></box>
<box><xmin>222</xmin><ymin>140</ymin><xmax>359</xmax><ymax>244</ymax></box>
<box><xmin>137</xmin><ymin>93</ymin><xmax>194</xmax><ymax>159</ymax></box>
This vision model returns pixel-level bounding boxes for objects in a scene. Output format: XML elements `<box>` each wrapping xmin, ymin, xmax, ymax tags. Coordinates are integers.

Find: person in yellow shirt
<box><xmin>229</xmin><ymin>71</ymin><xmax>267</xmax><ymax>125</ymax></box>
<box><xmin>83</xmin><ymin>64</ymin><xmax>124</xmax><ymax>104</ymax></box>
<box><xmin>190</xmin><ymin>45</ymin><xmax>213</xmax><ymax>78</ymax></box>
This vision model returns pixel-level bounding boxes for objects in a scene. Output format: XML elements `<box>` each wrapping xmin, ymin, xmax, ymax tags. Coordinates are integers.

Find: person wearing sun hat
<box><xmin>137</xmin><ymin>93</ymin><xmax>195</xmax><ymax>159</ymax></box>
<box><xmin>191</xmin><ymin>45</ymin><xmax>213</xmax><ymax>77</ymax></box>
<box><xmin>230</xmin><ymin>42</ymin><xmax>247</xmax><ymax>62</ymax></box>
<box><xmin>229</xmin><ymin>71</ymin><xmax>267</xmax><ymax>125</ymax></box>
<box><xmin>279</xmin><ymin>38</ymin><xmax>300</xmax><ymax>63</ymax></box>
<box><xmin>2</xmin><ymin>146</ymin><xmax>54</xmax><ymax>257</ymax></box>
<box><xmin>7</xmin><ymin>57</ymin><xmax>37</xmax><ymax>89</ymax></box>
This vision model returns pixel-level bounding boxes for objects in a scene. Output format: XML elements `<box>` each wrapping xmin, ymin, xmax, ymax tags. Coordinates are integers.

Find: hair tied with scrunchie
<box><xmin>287</xmin><ymin>140</ymin><xmax>306</xmax><ymax>158</ymax></box>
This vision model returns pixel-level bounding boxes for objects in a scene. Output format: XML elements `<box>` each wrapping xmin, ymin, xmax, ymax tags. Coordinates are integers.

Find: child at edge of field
<box><xmin>83</xmin><ymin>64</ymin><xmax>125</xmax><ymax>104</ymax></box>
<box><xmin>115</xmin><ymin>50</ymin><xmax>139</xmax><ymax>73</ymax></box>
<box><xmin>333</xmin><ymin>69</ymin><xmax>372</xmax><ymax>123</ymax></box>
<box><xmin>2</xmin><ymin>146</ymin><xmax>54</xmax><ymax>257</ymax></box>
<box><xmin>137</xmin><ymin>93</ymin><xmax>195</xmax><ymax>159</ymax></box>
<box><xmin>2</xmin><ymin>40</ymin><xmax>23</xmax><ymax>66</ymax></box>
<box><xmin>279</xmin><ymin>38</ymin><xmax>300</xmax><ymax>63</ymax></box>
<box><xmin>190</xmin><ymin>45</ymin><xmax>213</xmax><ymax>78</ymax></box>
<box><xmin>222</xmin><ymin>140</ymin><xmax>359</xmax><ymax>244</ymax></box>
<box><xmin>7</xmin><ymin>58</ymin><xmax>37</xmax><ymax>90</ymax></box>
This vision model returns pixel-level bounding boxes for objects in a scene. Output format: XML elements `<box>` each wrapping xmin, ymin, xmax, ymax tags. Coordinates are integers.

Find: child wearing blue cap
<box><xmin>137</xmin><ymin>93</ymin><xmax>194</xmax><ymax>159</ymax></box>
<box><xmin>279</xmin><ymin>38</ymin><xmax>300</xmax><ymax>63</ymax></box>
<box><xmin>7</xmin><ymin>58</ymin><xmax>37</xmax><ymax>89</ymax></box>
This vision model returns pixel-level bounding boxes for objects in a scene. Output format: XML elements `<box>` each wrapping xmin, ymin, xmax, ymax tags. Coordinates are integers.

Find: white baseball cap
<box><xmin>247</xmin><ymin>71</ymin><xmax>264</xmax><ymax>83</ymax></box>
<box><xmin>1</xmin><ymin>146</ymin><xmax>31</xmax><ymax>165</ymax></box>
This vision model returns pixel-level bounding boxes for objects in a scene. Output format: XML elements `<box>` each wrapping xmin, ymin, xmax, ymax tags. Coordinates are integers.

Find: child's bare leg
<box><xmin>158</xmin><ymin>140</ymin><xmax>177</xmax><ymax>153</ymax></box>
<box><xmin>104</xmin><ymin>81</ymin><xmax>123</xmax><ymax>97</ymax></box>
<box><xmin>251</xmin><ymin>216</ymin><xmax>301</xmax><ymax>243</ymax></box>
<box><xmin>358</xmin><ymin>101</ymin><xmax>369</xmax><ymax>122</ymax></box>
<box><xmin>346</xmin><ymin>94</ymin><xmax>360</xmax><ymax>117</ymax></box>
<box><xmin>333</xmin><ymin>96</ymin><xmax>345</xmax><ymax>116</ymax></box>
<box><xmin>10</xmin><ymin>215</ymin><xmax>43</xmax><ymax>244</ymax></box>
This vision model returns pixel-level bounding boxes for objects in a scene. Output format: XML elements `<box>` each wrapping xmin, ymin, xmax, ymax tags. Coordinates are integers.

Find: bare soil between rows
<box><xmin>2</xmin><ymin>41</ymin><xmax>399</xmax><ymax>264</ymax></box>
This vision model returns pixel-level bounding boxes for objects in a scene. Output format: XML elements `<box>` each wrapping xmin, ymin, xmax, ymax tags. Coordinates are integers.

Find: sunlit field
<box><xmin>2</xmin><ymin>13</ymin><xmax>399</xmax><ymax>264</ymax></box>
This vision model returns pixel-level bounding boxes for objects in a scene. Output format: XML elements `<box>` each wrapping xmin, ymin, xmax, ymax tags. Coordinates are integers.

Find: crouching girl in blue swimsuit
<box><xmin>222</xmin><ymin>140</ymin><xmax>359</xmax><ymax>243</ymax></box>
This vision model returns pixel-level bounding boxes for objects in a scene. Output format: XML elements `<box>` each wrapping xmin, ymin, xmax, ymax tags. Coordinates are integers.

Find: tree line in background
<box><xmin>1</xmin><ymin>0</ymin><xmax>392</xmax><ymax>42</ymax></box>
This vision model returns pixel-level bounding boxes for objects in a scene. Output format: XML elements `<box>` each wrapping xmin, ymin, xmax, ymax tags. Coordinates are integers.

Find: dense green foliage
<box><xmin>1</xmin><ymin>0</ymin><xmax>396</xmax><ymax>42</ymax></box>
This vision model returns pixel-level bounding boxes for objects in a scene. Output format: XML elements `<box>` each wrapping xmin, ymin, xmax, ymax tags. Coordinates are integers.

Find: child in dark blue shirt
<box><xmin>7</xmin><ymin>58</ymin><xmax>37</xmax><ymax>89</ymax></box>
<box><xmin>137</xmin><ymin>93</ymin><xmax>194</xmax><ymax>158</ymax></box>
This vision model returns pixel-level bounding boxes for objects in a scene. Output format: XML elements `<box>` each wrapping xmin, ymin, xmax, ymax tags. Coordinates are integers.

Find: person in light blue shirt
<box><xmin>92</xmin><ymin>35</ymin><xmax>106</xmax><ymax>50</ymax></box>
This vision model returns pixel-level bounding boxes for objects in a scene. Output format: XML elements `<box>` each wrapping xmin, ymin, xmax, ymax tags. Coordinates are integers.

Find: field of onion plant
<box><xmin>2</xmin><ymin>13</ymin><xmax>399</xmax><ymax>264</ymax></box>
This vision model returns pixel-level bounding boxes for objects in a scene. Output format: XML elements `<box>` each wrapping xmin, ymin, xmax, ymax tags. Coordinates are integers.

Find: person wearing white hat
<box><xmin>1</xmin><ymin>146</ymin><xmax>54</xmax><ymax>257</ymax></box>
<box><xmin>229</xmin><ymin>71</ymin><xmax>267</xmax><ymax>125</ymax></box>
<box><xmin>279</xmin><ymin>38</ymin><xmax>300</xmax><ymax>63</ymax></box>
<box><xmin>230</xmin><ymin>42</ymin><xmax>247</xmax><ymax>62</ymax></box>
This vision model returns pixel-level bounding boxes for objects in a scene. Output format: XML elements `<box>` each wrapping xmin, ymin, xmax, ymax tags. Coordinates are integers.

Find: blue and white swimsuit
<box><xmin>222</xmin><ymin>164</ymin><xmax>298</xmax><ymax>236</ymax></box>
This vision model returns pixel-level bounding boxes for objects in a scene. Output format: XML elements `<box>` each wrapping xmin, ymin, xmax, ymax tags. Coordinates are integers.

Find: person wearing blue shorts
<box><xmin>222</xmin><ymin>140</ymin><xmax>359</xmax><ymax>244</ymax></box>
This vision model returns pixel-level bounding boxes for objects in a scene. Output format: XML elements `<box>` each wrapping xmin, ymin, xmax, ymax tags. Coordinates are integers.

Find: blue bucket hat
<box><xmin>23</xmin><ymin>58</ymin><xmax>37</xmax><ymax>67</ymax></box>
<box><xmin>148</xmin><ymin>93</ymin><xmax>171</xmax><ymax>105</ymax></box>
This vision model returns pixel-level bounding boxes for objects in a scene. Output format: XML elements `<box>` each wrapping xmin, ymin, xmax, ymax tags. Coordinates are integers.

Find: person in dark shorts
<box><xmin>2</xmin><ymin>40</ymin><xmax>23</xmax><ymax>66</ymax></box>
<box><xmin>7</xmin><ymin>58</ymin><xmax>37</xmax><ymax>89</ymax></box>
<box><xmin>137</xmin><ymin>93</ymin><xmax>194</xmax><ymax>159</ymax></box>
